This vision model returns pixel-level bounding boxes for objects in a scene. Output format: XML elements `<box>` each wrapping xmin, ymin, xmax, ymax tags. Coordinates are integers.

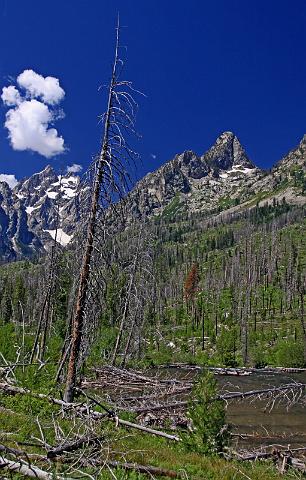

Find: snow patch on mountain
<box><xmin>44</xmin><ymin>228</ymin><xmax>72</xmax><ymax>246</ymax></box>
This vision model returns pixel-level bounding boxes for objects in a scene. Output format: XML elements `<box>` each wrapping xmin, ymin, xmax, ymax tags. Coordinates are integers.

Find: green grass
<box><xmin>162</xmin><ymin>194</ymin><xmax>184</xmax><ymax>218</ymax></box>
<box><xmin>0</xmin><ymin>390</ymin><xmax>302</xmax><ymax>479</ymax></box>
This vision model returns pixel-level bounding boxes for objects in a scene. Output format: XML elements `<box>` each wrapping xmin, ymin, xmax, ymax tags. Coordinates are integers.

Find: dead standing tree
<box><xmin>30</xmin><ymin>174</ymin><xmax>64</xmax><ymax>364</ymax></box>
<box><xmin>64</xmin><ymin>19</ymin><xmax>142</xmax><ymax>402</ymax></box>
<box><xmin>110</xmin><ymin>223</ymin><xmax>155</xmax><ymax>366</ymax></box>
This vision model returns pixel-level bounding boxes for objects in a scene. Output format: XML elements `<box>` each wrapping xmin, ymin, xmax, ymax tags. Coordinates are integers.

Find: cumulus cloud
<box><xmin>1</xmin><ymin>86</ymin><xmax>21</xmax><ymax>106</ymax></box>
<box><xmin>0</xmin><ymin>174</ymin><xmax>18</xmax><ymax>189</ymax></box>
<box><xmin>67</xmin><ymin>163</ymin><xmax>82</xmax><ymax>173</ymax></box>
<box><xmin>5</xmin><ymin>99</ymin><xmax>64</xmax><ymax>157</ymax></box>
<box><xmin>17</xmin><ymin>70</ymin><xmax>65</xmax><ymax>105</ymax></box>
<box><xmin>1</xmin><ymin>70</ymin><xmax>66</xmax><ymax>158</ymax></box>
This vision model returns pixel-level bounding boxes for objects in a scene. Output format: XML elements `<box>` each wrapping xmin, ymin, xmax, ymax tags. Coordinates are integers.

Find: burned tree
<box><xmin>64</xmin><ymin>19</ymin><xmax>142</xmax><ymax>402</ymax></box>
<box><xmin>110</xmin><ymin>223</ymin><xmax>155</xmax><ymax>366</ymax></box>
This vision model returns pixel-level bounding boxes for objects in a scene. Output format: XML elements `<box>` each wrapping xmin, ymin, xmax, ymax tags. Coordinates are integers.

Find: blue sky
<box><xmin>0</xmin><ymin>0</ymin><xmax>306</xmax><ymax>185</ymax></box>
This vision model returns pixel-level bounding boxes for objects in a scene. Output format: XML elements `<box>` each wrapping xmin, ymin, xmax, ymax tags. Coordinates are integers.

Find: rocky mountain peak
<box><xmin>174</xmin><ymin>150</ymin><xmax>209</xmax><ymax>180</ymax></box>
<box><xmin>0</xmin><ymin>165</ymin><xmax>83</xmax><ymax>261</ymax></box>
<box><xmin>202</xmin><ymin>131</ymin><xmax>255</xmax><ymax>172</ymax></box>
<box><xmin>15</xmin><ymin>165</ymin><xmax>58</xmax><ymax>195</ymax></box>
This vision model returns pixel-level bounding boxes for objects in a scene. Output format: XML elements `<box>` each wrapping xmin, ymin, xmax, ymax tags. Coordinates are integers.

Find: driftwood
<box><xmin>154</xmin><ymin>364</ymin><xmax>252</xmax><ymax>376</ymax></box>
<box><xmin>122</xmin><ymin>385</ymin><xmax>192</xmax><ymax>402</ymax></box>
<box><xmin>0</xmin><ymin>382</ymin><xmax>180</xmax><ymax>442</ymax></box>
<box><xmin>86</xmin><ymin>366</ymin><xmax>306</xmax><ymax>419</ymax></box>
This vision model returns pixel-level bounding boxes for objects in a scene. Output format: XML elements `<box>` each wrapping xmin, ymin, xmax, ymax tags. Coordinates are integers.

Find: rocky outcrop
<box><xmin>123</xmin><ymin>132</ymin><xmax>263</xmax><ymax>219</ymax></box>
<box><xmin>274</xmin><ymin>134</ymin><xmax>306</xmax><ymax>174</ymax></box>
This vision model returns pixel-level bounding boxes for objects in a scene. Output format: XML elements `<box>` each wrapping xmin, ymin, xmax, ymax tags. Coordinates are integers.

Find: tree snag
<box><xmin>64</xmin><ymin>17</ymin><xmax>141</xmax><ymax>402</ymax></box>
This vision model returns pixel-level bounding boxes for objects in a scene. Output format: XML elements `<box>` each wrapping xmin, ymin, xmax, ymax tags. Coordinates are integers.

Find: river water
<box><xmin>145</xmin><ymin>367</ymin><xmax>306</xmax><ymax>449</ymax></box>
<box><xmin>90</xmin><ymin>367</ymin><xmax>306</xmax><ymax>450</ymax></box>
<box><xmin>216</xmin><ymin>370</ymin><xmax>306</xmax><ymax>449</ymax></box>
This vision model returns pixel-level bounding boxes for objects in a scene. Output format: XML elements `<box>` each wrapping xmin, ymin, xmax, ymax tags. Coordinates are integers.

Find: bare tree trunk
<box><xmin>299</xmin><ymin>288</ymin><xmax>306</xmax><ymax>364</ymax></box>
<box><xmin>111</xmin><ymin>228</ymin><xmax>142</xmax><ymax>364</ymax></box>
<box><xmin>64</xmin><ymin>22</ymin><xmax>120</xmax><ymax>402</ymax></box>
<box><xmin>121</xmin><ymin>305</ymin><xmax>139</xmax><ymax>367</ymax></box>
<box><xmin>29</xmin><ymin>289</ymin><xmax>51</xmax><ymax>364</ymax></box>
<box><xmin>19</xmin><ymin>301</ymin><xmax>25</xmax><ymax>372</ymax></box>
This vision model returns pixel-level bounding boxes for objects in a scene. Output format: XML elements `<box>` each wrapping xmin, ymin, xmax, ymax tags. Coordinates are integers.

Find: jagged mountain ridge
<box><xmin>125</xmin><ymin>131</ymin><xmax>306</xmax><ymax>219</ymax></box>
<box><xmin>0</xmin><ymin>166</ymin><xmax>83</xmax><ymax>261</ymax></box>
<box><xmin>0</xmin><ymin>131</ymin><xmax>305</xmax><ymax>261</ymax></box>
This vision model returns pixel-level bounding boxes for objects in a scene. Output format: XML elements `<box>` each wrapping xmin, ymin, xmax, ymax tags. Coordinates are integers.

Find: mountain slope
<box><xmin>124</xmin><ymin>132</ymin><xmax>306</xmax><ymax>221</ymax></box>
<box><xmin>0</xmin><ymin>131</ymin><xmax>305</xmax><ymax>261</ymax></box>
<box><xmin>0</xmin><ymin>166</ymin><xmax>82</xmax><ymax>261</ymax></box>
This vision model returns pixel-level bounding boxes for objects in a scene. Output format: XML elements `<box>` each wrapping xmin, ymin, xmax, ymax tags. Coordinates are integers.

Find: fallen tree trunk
<box><xmin>219</xmin><ymin>383</ymin><xmax>306</xmax><ymax>401</ymax></box>
<box><xmin>154</xmin><ymin>364</ymin><xmax>306</xmax><ymax>375</ymax></box>
<box><xmin>122</xmin><ymin>385</ymin><xmax>192</xmax><ymax>402</ymax></box>
<box><xmin>0</xmin><ymin>382</ymin><xmax>80</xmax><ymax>409</ymax></box>
<box><xmin>225</xmin><ymin>447</ymin><xmax>306</xmax><ymax>474</ymax></box>
<box><xmin>131</xmin><ymin>382</ymin><xmax>306</xmax><ymax>413</ymax></box>
<box><xmin>47</xmin><ymin>434</ymin><xmax>104</xmax><ymax>459</ymax></box>
<box><xmin>234</xmin><ymin>446</ymin><xmax>306</xmax><ymax>461</ymax></box>
<box><xmin>0</xmin><ymin>382</ymin><xmax>180</xmax><ymax>442</ymax></box>
<box><xmin>0</xmin><ymin>454</ymin><xmax>72</xmax><ymax>480</ymax></box>
<box><xmin>93</xmin><ymin>366</ymin><xmax>186</xmax><ymax>386</ymax></box>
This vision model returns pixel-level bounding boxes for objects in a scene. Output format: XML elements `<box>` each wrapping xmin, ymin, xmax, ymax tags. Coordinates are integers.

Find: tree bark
<box><xmin>64</xmin><ymin>22</ymin><xmax>120</xmax><ymax>403</ymax></box>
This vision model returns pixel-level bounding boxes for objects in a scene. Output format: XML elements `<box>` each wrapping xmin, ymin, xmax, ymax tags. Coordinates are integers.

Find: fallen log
<box><xmin>47</xmin><ymin>434</ymin><xmax>104</xmax><ymax>458</ymax></box>
<box><xmin>94</xmin><ymin>366</ymin><xmax>187</xmax><ymax>386</ymax></box>
<box><xmin>224</xmin><ymin>446</ymin><xmax>306</xmax><ymax>474</ymax></box>
<box><xmin>133</xmin><ymin>400</ymin><xmax>188</xmax><ymax>414</ymax></box>
<box><xmin>130</xmin><ymin>382</ymin><xmax>306</xmax><ymax>413</ymax></box>
<box><xmin>154</xmin><ymin>364</ymin><xmax>306</xmax><ymax>374</ymax></box>
<box><xmin>0</xmin><ymin>443</ymin><xmax>28</xmax><ymax>457</ymax></box>
<box><xmin>0</xmin><ymin>382</ymin><xmax>180</xmax><ymax>442</ymax></box>
<box><xmin>236</xmin><ymin>446</ymin><xmax>306</xmax><ymax>461</ymax></box>
<box><xmin>0</xmin><ymin>382</ymin><xmax>81</xmax><ymax>409</ymax></box>
<box><xmin>1</xmin><ymin>441</ymin><xmax>181</xmax><ymax>478</ymax></box>
<box><xmin>219</xmin><ymin>382</ymin><xmax>306</xmax><ymax>401</ymax></box>
<box><xmin>122</xmin><ymin>385</ymin><xmax>192</xmax><ymax>402</ymax></box>
<box><xmin>0</xmin><ymin>443</ymin><xmax>48</xmax><ymax>462</ymax></box>
<box><xmin>0</xmin><ymin>453</ymin><xmax>72</xmax><ymax>480</ymax></box>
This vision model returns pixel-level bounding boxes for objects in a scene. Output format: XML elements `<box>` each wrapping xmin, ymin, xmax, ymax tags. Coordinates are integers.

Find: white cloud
<box><xmin>4</xmin><ymin>99</ymin><xmax>65</xmax><ymax>158</ymax></box>
<box><xmin>2</xmin><ymin>70</ymin><xmax>66</xmax><ymax>158</ymax></box>
<box><xmin>1</xmin><ymin>86</ymin><xmax>21</xmax><ymax>106</ymax></box>
<box><xmin>17</xmin><ymin>69</ymin><xmax>65</xmax><ymax>105</ymax></box>
<box><xmin>0</xmin><ymin>174</ymin><xmax>18</xmax><ymax>189</ymax></box>
<box><xmin>67</xmin><ymin>163</ymin><xmax>82</xmax><ymax>173</ymax></box>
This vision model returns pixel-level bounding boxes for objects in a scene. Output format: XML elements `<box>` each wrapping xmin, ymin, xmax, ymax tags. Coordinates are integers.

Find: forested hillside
<box><xmin>1</xmin><ymin>200</ymin><xmax>305</xmax><ymax>370</ymax></box>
